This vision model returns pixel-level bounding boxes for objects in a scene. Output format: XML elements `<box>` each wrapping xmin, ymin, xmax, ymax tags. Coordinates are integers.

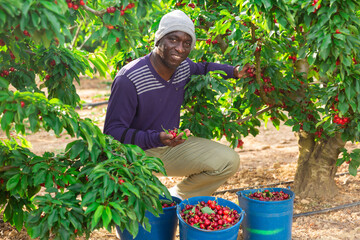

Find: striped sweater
<box><xmin>103</xmin><ymin>53</ymin><xmax>235</xmax><ymax>150</ymax></box>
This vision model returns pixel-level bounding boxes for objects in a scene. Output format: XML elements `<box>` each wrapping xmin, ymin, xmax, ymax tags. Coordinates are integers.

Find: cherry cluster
<box><xmin>248</xmin><ymin>68</ymin><xmax>275</xmax><ymax>94</ymax></box>
<box><xmin>315</xmin><ymin>128</ymin><xmax>323</xmax><ymax>138</ymax></box>
<box><xmin>161</xmin><ymin>200</ymin><xmax>177</xmax><ymax>208</ymax></box>
<box><xmin>168</xmin><ymin>129</ymin><xmax>178</xmax><ymax>138</ymax></box>
<box><xmin>206</xmin><ymin>39</ymin><xmax>218</xmax><ymax>45</ymax></box>
<box><xmin>331</xmin><ymin>95</ymin><xmax>351</xmax><ymax>126</ymax></box>
<box><xmin>179</xmin><ymin>200</ymin><xmax>241</xmax><ymax>231</ymax></box>
<box><xmin>164</xmin><ymin>128</ymin><xmax>188</xmax><ymax>139</ymax></box>
<box><xmin>107</xmin><ymin>3</ymin><xmax>135</xmax><ymax>16</ymax></box>
<box><xmin>0</xmin><ymin>67</ymin><xmax>15</xmax><ymax>77</ymax></box>
<box><xmin>247</xmin><ymin>189</ymin><xmax>290</xmax><ymax>201</ymax></box>
<box><xmin>23</xmin><ymin>30</ymin><xmax>31</xmax><ymax>37</ymax></box>
<box><xmin>66</xmin><ymin>0</ymin><xmax>85</xmax><ymax>10</ymax></box>
<box><xmin>333</xmin><ymin>114</ymin><xmax>350</xmax><ymax>125</ymax></box>
<box><xmin>237</xmin><ymin>139</ymin><xmax>244</xmax><ymax>148</ymax></box>
<box><xmin>288</xmin><ymin>55</ymin><xmax>297</xmax><ymax>63</ymax></box>
<box><xmin>312</xmin><ymin>0</ymin><xmax>321</xmax><ymax>13</ymax></box>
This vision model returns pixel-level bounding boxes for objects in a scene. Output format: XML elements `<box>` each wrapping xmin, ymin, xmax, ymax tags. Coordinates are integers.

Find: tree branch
<box><xmin>234</xmin><ymin>106</ymin><xmax>273</xmax><ymax>124</ymax></box>
<box><xmin>71</xmin><ymin>22</ymin><xmax>83</xmax><ymax>50</ymax></box>
<box><xmin>250</xmin><ymin>21</ymin><xmax>273</xmax><ymax>105</ymax></box>
<box><xmin>82</xmin><ymin>4</ymin><xmax>107</xmax><ymax>17</ymax></box>
<box><xmin>0</xmin><ymin>166</ymin><xmax>17</xmax><ymax>172</ymax></box>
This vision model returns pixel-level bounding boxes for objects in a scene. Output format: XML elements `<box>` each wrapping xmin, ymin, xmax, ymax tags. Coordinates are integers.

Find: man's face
<box><xmin>156</xmin><ymin>31</ymin><xmax>192</xmax><ymax>69</ymax></box>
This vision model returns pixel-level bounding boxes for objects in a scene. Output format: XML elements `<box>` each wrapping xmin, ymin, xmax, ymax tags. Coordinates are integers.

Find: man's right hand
<box><xmin>159</xmin><ymin>129</ymin><xmax>191</xmax><ymax>147</ymax></box>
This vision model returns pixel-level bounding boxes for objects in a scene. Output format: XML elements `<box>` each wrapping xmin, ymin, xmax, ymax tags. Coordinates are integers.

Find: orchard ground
<box><xmin>1</xmin><ymin>77</ymin><xmax>360</xmax><ymax>240</ymax></box>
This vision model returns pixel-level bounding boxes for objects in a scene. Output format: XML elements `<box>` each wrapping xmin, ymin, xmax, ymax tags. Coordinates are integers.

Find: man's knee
<box><xmin>224</xmin><ymin>148</ymin><xmax>240</xmax><ymax>174</ymax></box>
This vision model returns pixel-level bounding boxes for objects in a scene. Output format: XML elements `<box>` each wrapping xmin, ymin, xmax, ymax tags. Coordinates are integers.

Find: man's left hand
<box><xmin>234</xmin><ymin>63</ymin><xmax>253</xmax><ymax>79</ymax></box>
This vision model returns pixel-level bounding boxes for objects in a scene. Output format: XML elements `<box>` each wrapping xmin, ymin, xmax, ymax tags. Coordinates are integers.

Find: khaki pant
<box><xmin>145</xmin><ymin>136</ymin><xmax>240</xmax><ymax>199</ymax></box>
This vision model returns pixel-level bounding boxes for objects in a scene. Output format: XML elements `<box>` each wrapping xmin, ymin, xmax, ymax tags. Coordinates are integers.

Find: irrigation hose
<box><xmin>76</xmin><ymin>101</ymin><xmax>109</xmax><ymax>109</ymax></box>
<box><xmin>293</xmin><ymin>201</ymin><xmax>360</xmax><ymax>218</ymax></box>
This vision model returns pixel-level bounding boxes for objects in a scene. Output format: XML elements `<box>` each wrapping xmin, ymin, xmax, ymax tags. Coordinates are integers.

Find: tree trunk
<box><xmin>293</xmin><ymin>131</ymin><xmax>345</xmax><ymax>199</ymax></box>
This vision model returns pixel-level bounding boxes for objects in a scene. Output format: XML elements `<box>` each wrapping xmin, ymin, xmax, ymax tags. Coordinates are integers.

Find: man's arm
<box><xmin>188</xmin><ymin>59</ymin><xmax>251</xmax><ymax>79</ymax></box>
<box><xmin>103</xmin><ymin>76</ymin><xmax>163</xmax><ymax>150</ymax></box>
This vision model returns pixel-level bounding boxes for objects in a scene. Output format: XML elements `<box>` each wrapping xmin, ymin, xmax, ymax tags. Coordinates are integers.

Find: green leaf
<box><xmin>1</xmin><ymin>110</ymin><xmax>14</xmax><ymax>130</ymax></box>
<box><xmin>91</xmin><ymin>205</ymin><xmax>104</xmax><ymax>229</ymax></box>
<box><xmin>349</xmin><ymin>159</ymin><xmax>360</xmax><ymax>176</ymax></box>
<box><xmin>338</xmin><ymin>102</ymin><xmax>349</xmax><ymax>114</ymax></box>
<box><xmin>109</xmin><ymin>202</ymin><xmax>125</xmax><ymax>215</ymax></box>
<box><xmin>123</xmin><ymin>182</ymin><xmax>140</xmax><ymax>198</ymax></box>
<box><xmin>319</xmin><ymin>35</ymin><xmax>331</xmax><ymax>60</ymax></box>
<box><xmin>201</xmin><ymin>206</ymin><xmax>215</xmax><ymax>214</ymax></box>
<box><xmin>68</xmin><ymin>212</ymin><xmax>81</xmax><ymax>230</ymax></box>
<box><xmin>47</xmin><ymin>208</ymin><xmax>58</xmax><ymax>228</ymax></box>
<box><xmin>13</xmin><ymin>210</ymin><xmax>23</xmax><ymax>232</ymax></box>
<box><xmin>6</xmin><ymin>173</ymin><xmax>20</xmax><ymax>191</ymax></box>
<box><xmin>101</xmin><ymin>206</ymin><xmax>112</xmax><ymax>229</ymax></box>
<box><xmin>69</xmin><ymin>140</ymin><xmax>85</xmax><ymax>159</ymax></box>
<box><xmin>43</xmin><ymin>9</ymin><xmax>60</xmax><ymax>32</ymax></box>
<box><xmin>85</xmin><ymin>202</ymin><xmax>100</xmax><ymax>214</ymax></box>
<box><xmin>81</xmin><ymin>190</ymin><xmax>97</xmax><ymax>206</ymax></box>
<box><xmin>127</xmin><ymin>219</ymin><xmax>139</xmax><ymax>238</ymax></box>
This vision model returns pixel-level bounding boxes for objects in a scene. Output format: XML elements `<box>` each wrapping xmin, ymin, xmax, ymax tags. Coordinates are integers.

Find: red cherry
<box><xmin>20</xmin><ymin>101</ymin><xmax>25</xmax><ymax>108</ymax></box>
<box><xmin>68</xmin><ymin>2</ymin><xmax>73</xmax><ymax>8</ymax></box>
<box><xmin>237</xmin><ymin>139</ymin><xmax>244</xmax><ymax>148</ymax></box>
<box><xmin>73</xmin><ymin>4</ymin><xmax>79</xmax><ymax>10</ymax></box>
<box><xmin>79</xmin><ymin>0</ymin><xmax>85</xmax><ymax>5</ymax></box>
<box><xmin>335</xmin><ymin>29</ymin><xmax>341</xmax><ymax>34</ymax></box>
<box><xmin>116</xmin><ymin>37</ymin><xmax>120</xmax><ymax>42</ymax></box>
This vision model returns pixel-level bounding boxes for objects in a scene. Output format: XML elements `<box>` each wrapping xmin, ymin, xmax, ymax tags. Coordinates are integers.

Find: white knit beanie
<box><xmin>155</xmin><ymin>10</ymin><xmax>196</xmax><ymax>49</ymax></box>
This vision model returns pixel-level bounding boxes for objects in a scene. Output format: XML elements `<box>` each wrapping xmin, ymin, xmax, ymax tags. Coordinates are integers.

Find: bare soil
<box><xmin>1</xmin><ymin>77</ymin><xmax>360</xmax><ymax>240</ymax></box>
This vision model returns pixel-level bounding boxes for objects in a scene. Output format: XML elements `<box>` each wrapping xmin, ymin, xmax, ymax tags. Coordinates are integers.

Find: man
<box><xmin>104</xmin><ymin>10</ymin><xmax>250</xmax><ymax>200</ymax></box>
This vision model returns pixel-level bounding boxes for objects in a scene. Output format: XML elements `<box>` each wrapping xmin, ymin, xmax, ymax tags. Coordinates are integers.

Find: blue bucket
<box><xmin>116</xmin><ymin>196</ymin><xmax>182</xmax><ymax>240</ymax></box>
<box><xmin>237</xmin><ymin>187</ymin><xmax>295</xmax><ymax>240</ymax></box>
<box><xmin>176</xmin><ymin>196</ymin><xmax>244</xmax><ymax>240</ymax></box>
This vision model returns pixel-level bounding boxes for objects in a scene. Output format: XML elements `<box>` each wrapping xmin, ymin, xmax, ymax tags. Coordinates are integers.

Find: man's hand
<box><xmin>234</xmin><ymin>63</ymin><xmax>253</xmax><ymax>79</ymax></box>
<box><xmin>159</xmin><ymin>129</ymin><xmax>191</xmax><ymax>147</ymax></box>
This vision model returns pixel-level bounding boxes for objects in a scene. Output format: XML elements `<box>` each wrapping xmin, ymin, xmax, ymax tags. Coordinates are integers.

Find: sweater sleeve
<box><xmin>103</xmin><ymin>75</ymin><xmax>163</xmax><ymax>150</ymax></box>
<box><xmin>188</xmin><ymin>59</ymin><xmax>236</xmax><ymax>79</ymax></box>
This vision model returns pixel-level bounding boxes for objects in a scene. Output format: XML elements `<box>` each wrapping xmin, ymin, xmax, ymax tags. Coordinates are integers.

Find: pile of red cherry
<box><xmin>246</xmin><ymin>189</ymin><xmax>290</xmax><ymax>201</ymax></box>
<box><xmin>161</xmin><ymin>199</ymin><xmax>177</xmax><ymax>208</ymax></box>
<box><xmin>179</xmin><ymin>200</ymin><xmax>241</xmax><ymax>231</ymax></box>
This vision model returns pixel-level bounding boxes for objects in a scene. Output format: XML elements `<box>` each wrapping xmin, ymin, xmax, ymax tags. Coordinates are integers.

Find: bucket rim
<box><xmin>176</xmin><ymin>196</ymin><xmax>245</xmax><ymax>233</ymax></box>
<box><xmin>236</xmin><ymin>187</ymin><xmax>295</xmax><ymax>203</ymax></box>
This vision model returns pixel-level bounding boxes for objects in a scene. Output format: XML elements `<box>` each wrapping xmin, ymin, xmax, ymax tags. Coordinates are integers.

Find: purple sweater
<box><xmin>103</xmin><ymin>53</ymin><xmax>235</xmax><ymax>150</ymax></box>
